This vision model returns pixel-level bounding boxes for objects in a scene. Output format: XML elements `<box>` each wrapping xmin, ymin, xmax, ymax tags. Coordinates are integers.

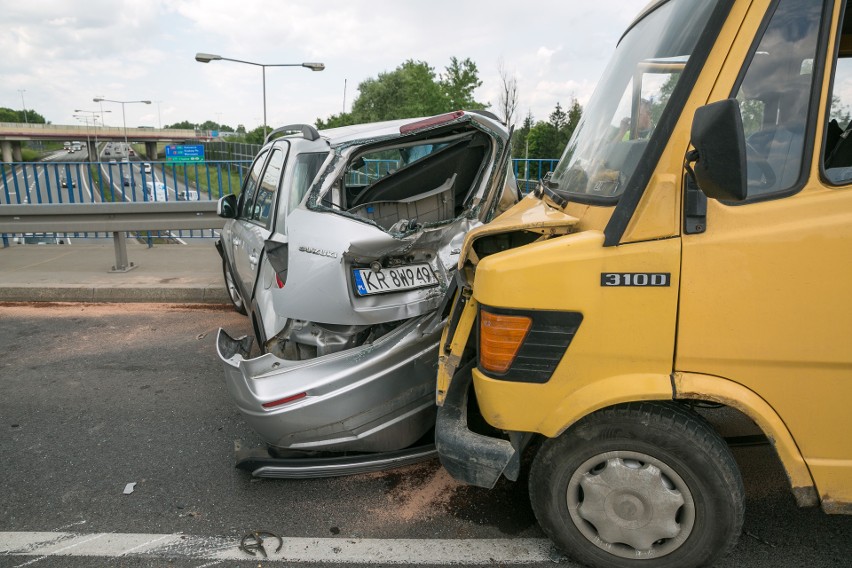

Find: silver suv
<box><xmin>215</xmin><ymin>111</ymin><xmax>517</xmax><ymax>465</ymax></box>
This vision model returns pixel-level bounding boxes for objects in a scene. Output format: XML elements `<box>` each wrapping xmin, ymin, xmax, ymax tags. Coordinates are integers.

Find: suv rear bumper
<box><xmin>216</xmin><ymin>314</ymin><xmax>439</xmax><ymax>453</ymax></box>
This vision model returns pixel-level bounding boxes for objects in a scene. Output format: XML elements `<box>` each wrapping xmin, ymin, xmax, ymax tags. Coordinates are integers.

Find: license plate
<box><xmin>352</xmin><ymin>263</ymin><xmax>437</xmax><ymax>296</ymax></box>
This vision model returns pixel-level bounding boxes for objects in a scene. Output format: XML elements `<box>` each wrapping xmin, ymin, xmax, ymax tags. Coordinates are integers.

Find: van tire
<box><xmin>529</xmin><ymin>401</ymin><xmax>744</xmax><ymax>568</ymax></box>
<box><xmin>222</xmin><ymin>258</ymin><xmax>247</xmax><ymax>315</ymax></box>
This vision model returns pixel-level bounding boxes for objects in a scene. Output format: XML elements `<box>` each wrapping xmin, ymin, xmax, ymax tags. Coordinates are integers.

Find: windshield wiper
<box><xmin>533</xmin><ymin>172</ymin><xmax>568</xmax><ymax>209</ymax></box>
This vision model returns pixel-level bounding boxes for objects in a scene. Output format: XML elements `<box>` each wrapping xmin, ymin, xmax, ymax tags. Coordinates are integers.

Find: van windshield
<box><xmin>549</xmin><ymin>0</ymin><xmax>720</xmax><ymax>200</ymax></box>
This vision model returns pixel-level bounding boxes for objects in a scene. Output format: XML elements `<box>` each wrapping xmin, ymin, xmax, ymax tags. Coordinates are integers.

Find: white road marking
<box><xmin>0</xmin><ymin>532</ymin><xmax>559</xmax><ymax>564</ymax></box>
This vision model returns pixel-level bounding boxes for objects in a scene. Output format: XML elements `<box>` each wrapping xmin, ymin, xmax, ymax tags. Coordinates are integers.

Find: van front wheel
<box><xmin>529</xmin><ymin>401</ymin><xmax>744</xmax><ymax>568</ymax></box>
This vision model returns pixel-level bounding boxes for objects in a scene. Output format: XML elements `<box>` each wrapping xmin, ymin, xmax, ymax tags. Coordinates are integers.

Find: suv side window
<box><xmin>288</xmin><ymin>152</ymin><xmax>327</xmax><ymax>214</ymax></box>
<box><xmin>733</xmin><ymin>0</ymin><xmax>822</xmax><ymax>198</ymax></box>
<box><xmin>239</xmin><ymin>149</ymin><xmax>269</xmax><ymax>219</ymax></box>
<box><xmin>251</xmin><ymin>148</ymin><xmax>285</xmax><ymax>229</ymax></box>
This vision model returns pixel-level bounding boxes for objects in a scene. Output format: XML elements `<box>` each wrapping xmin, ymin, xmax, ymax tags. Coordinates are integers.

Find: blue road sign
<box><xmin>165</xmin><ymin>145</ymin><xmax>205</xmax><ymax>163</ymax></box>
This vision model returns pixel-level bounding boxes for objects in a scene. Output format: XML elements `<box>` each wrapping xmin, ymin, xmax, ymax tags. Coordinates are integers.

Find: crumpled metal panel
<box><xmin>217</xmin><ymin>314</ymin><xmax>440</xmax><ymax>452</ymax></box>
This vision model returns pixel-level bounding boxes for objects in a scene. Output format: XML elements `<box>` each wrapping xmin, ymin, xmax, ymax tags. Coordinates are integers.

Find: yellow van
<box><xmin>435</xmin><ymin>0</ymin><xmax>852</xmax><ymax>566</ymax></box>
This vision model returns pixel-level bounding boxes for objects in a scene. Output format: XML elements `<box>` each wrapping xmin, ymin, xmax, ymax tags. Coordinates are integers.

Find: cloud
<box><xmin>1</xmin><ymin>0</ymin><xmax>646</xmax><ymax>131</ymax></box>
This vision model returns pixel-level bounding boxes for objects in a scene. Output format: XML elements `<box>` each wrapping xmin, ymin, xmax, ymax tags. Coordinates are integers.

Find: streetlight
<box><xmin>73</xmin><ymin>115</ymin><xmax>95</xmax><ymax>154</ymax></box>
<box><xmin>93</xmin><ymin>97</ymin><xmax>152</xmax><ymax>153</ymax></box>
<box><xmin>18</xmin><ymin>89</ymin><xmax>28</xmax><ymax>124</ymax></box>
<box><xmin>75</xmin><ymin>109</ymin><xmax>111</xmax><ymax>157</ymax></box>
<box><xmin>194</xmin><ymin>52</ymin><xmax>324</xmax><ymax>139</ymax></box>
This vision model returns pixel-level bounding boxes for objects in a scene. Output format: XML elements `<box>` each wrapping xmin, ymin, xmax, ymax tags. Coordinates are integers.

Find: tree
<box><xmin>316</xmin><ymin>57</ymin><xmax>488</xmax><ymax>128</ymax></box>
<box><xmin>0</xmin><ymin>107</ymin><xmax>46</xmax><ymax>124</ymax></box>
<box><xmin>244</xmin><ymin>126</ymin><xmax>266</xmax><ymax>145</ymax></box>
<box><xmin>440</xmin><ymin>57</ymin><xmax>486</xmax><ymax>111</ymax></box>
<box><xmin>549</xmin><ymin>102</ymin><xmax>568</xmax><ymax>131</ymax></box>
<box><xmin>164</xmin><ymin>120</ymin><xmax>196</xmax><ymax>130</ymax></box>
<box><xmin>497</xmin><ymin>58</ymin><xmax>519</xmax><ymax>127</ymax></box>
<box><xmin>512</xmin><ymin>110</ymin><xmax>534</xmax><ymax>161</ymax></box>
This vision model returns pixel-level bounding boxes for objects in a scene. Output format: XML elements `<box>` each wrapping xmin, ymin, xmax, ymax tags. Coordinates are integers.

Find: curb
<box><xmin>0</xmin><ymin>286</ymin><xmax>230</xmax><ymax>304</ymax></box>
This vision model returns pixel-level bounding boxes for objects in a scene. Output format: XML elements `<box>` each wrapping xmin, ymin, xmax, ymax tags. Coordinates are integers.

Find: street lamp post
<box><xmin>75</xmin><ymin>109</ymin><xmax>111</xmax><ymax>157</ymax></box>
<box><xmin>194</xmin><ymin>53</ymin><xmax>324</xmax><ymax>140</ymax></box>
<box><xmin>92</xmin><ymin>97</ymin><xmax>152</xmax><ymax>153</ymax></box>
<box><xmin>18</xmin><ymin>90</ymin><xmax>28</xmax><ymax>124</ymax></box>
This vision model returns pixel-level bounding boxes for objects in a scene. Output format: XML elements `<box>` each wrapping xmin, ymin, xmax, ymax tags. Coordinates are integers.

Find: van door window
<box><xmin>823</xmin><ymin>7</ymin><xmax>852</xmax><ymax>184</ymax></box>
<box><xmin>733</xmin><ymin>0</ymin><xmax>823</xmax><ymax>198</ymax></box>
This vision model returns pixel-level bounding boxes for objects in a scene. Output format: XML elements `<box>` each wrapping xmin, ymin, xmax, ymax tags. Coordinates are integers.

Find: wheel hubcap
<box><xmin>566</xmin><ymin>450</ymin><xmax>695</xmax><ymax>559</ymax></box>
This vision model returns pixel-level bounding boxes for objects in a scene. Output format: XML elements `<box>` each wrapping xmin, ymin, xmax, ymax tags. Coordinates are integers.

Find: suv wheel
<box><xmin>222</xmin><ymin>258</ymin><xmax>247</xmax><ymax>315</ymax></box>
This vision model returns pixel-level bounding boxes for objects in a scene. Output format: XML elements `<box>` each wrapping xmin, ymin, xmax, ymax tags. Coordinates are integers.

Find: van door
<box><xmin>677</xmin><ymin>0</ymin><xmax>852</xmax><ymax>506</ymax></box>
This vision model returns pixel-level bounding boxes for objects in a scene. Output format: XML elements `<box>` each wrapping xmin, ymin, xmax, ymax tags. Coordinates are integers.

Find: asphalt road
<box><xmin>0</xmin><ymin>303</ymin><xmax>850</xmax><ymax>567</ymax></box>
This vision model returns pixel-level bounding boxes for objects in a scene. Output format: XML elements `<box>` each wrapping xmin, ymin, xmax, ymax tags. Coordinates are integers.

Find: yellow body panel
<box><xmin>677</xmin><ymin>180</ymin><xmax>852</xmax><ymax>507</ymax></box>
<box><xmin>471</xmin><ymin>229</ymin><xmax>681</xmax><ymax>436</ymax></box>
<box><xmin>673</xmin><ymin>372</ymin><xmax>817</xmax><ymax>502</ymax></box>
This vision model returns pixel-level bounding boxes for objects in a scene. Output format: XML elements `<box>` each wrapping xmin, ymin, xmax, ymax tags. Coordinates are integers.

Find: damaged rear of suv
<box><xmin>215</xmin><ymin>111</ymin><xmax>516</xmax><ymax>473</ymax></box>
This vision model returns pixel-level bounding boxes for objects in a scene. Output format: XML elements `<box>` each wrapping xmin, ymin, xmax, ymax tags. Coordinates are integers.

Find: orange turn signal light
<box><xmin>479</xmin><ymin>310</ymin><xmax>531</xmax><ymax>374</ymax></box>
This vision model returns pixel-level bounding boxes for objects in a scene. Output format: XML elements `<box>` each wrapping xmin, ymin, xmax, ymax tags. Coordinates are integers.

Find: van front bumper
<box><xmin>435</xmin><ymin>362</ymin><xmax>520</xmax><ymax>489</ymax></box>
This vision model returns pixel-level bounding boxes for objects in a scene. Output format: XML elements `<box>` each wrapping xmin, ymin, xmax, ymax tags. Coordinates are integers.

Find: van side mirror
<box><xmin>689</xmin><ymin>99</ymin><xmax>748</xmax><ymax>202</ymax></box>
<box><xmin>217</xmin><ymin>194</ymin><xmax>238</xmax><ymax>219</ymax></box>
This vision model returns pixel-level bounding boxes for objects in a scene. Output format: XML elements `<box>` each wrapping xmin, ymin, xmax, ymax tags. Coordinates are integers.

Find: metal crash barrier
<box><xmin>0</xmin><ymin>202</ymin><xmax>225</xmax><ymax>272</ymax></box>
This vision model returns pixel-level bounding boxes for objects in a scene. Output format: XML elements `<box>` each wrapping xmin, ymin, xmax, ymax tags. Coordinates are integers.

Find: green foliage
<box><xmin>440</xmin><ymin>57</ymin><xmax>486</xmax><ymax>111</ymax></box>
<box><xmin>0</xmin><ymin>107</ymin><xmax>47</xmax><ymax>124</ymax></box>
<box><xmin>511</xmin><ymin>111</ymin><xmax>535</xmax><ymax>159</ymax></box>
<box><xmin>165</xmin><ymin>120</ymin><xmax>236</xmax><ymax>132</ymax></box>
<box><xmin>511</xmin><ymin>99</ymin><xmax>583</xmax><ymax>180</ymax></box>
<box><xmin>516</xmin><ymin>99</ymin><xmax>583</xmax><ymax>162</ymax></box>
<box><xmin>316</xmin><ymin>57</ymin><xmax>488</xmax><ymax>129</ymax></box>
<box><xmin>244</xmin><ymin>126</ymin><xmax>266</xmax><ymax>145</ymax></box>
<box><xmin>165</xmin><ymin>120</ymin><xmax>196</xmax><ymax>130</ymax></box>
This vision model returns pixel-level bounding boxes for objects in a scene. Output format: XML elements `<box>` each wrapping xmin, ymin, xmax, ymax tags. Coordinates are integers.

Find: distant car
<box><xmin>141</xmin><ymin>163</ymin><xmax>152</xmax><ymax>174</ymax></box>
<box><xmin>60</xmin><ymin>178</ymin><xmax>75</xmax><ymax>188</ymax></box>
<box><xmin>105</xmin><ymin>150</ymin><xmax>111</xmax><ymax>156</ymax></box>
<box><xmin>121</xmin><ymin>158</ymin><xmax>130</xmax><ymax>163</ymax></box>
<box><xmin>109</xmin><ymin>159</ymin><xmax>117</xmax><ymax>164</ymax></box>
<box><xmin>176</xmin><ymin>189</ymin><xmax>199</xmax><ymax>201</ymax></box>
<box><xmin>13</xmin><ymin>233</ymin><xmax>72</xmax><ymax>245</ymax></box>
<box><xmin>145</xmin><ymin>181</ymin><xmax>168</xmax><ymax>202</ymax></box>
<box><xmin>122</xmin><ymin>176</ymin><xmax>136</xmax><ymax>188</ymax></box>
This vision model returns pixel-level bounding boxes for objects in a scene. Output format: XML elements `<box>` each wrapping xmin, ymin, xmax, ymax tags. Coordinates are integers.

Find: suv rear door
<box><xmin>233</xmin><ymin>143</ymin><xmax>288</xmax><ymax>298</ymax></box>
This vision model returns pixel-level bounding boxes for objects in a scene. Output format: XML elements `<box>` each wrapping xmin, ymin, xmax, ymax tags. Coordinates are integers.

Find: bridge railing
<box><xmin>0</xmin><ymin>201</ymin><xmax>225</xmax><ymax>271</ymax></box>
<box><xmin>1</xmin><ymin>157</ymin><xmax>563</xmax><ymax>244</ymax></box>
<box><xmin>512</xmin><ymin>158</ymin><xmax>559</xmax><ymax>194</ymax></box>
<box><xmin>1</xmin><ymin>159</ymin><xmax>251</xmax><ymax>241</ymax></box>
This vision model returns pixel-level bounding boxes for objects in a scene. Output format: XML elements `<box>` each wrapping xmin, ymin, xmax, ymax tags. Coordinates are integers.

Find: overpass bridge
<box><xmin>0</xmin><ymin>122</ymin><xmax>201</xmax><ymax>163</ymax></box>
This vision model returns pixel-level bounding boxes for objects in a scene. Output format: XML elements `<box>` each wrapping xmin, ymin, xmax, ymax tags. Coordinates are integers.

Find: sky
<box><xmin>1</xmin><ymin>0</ymin><xmax>643</xmax><ymax>132</ymax></box>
